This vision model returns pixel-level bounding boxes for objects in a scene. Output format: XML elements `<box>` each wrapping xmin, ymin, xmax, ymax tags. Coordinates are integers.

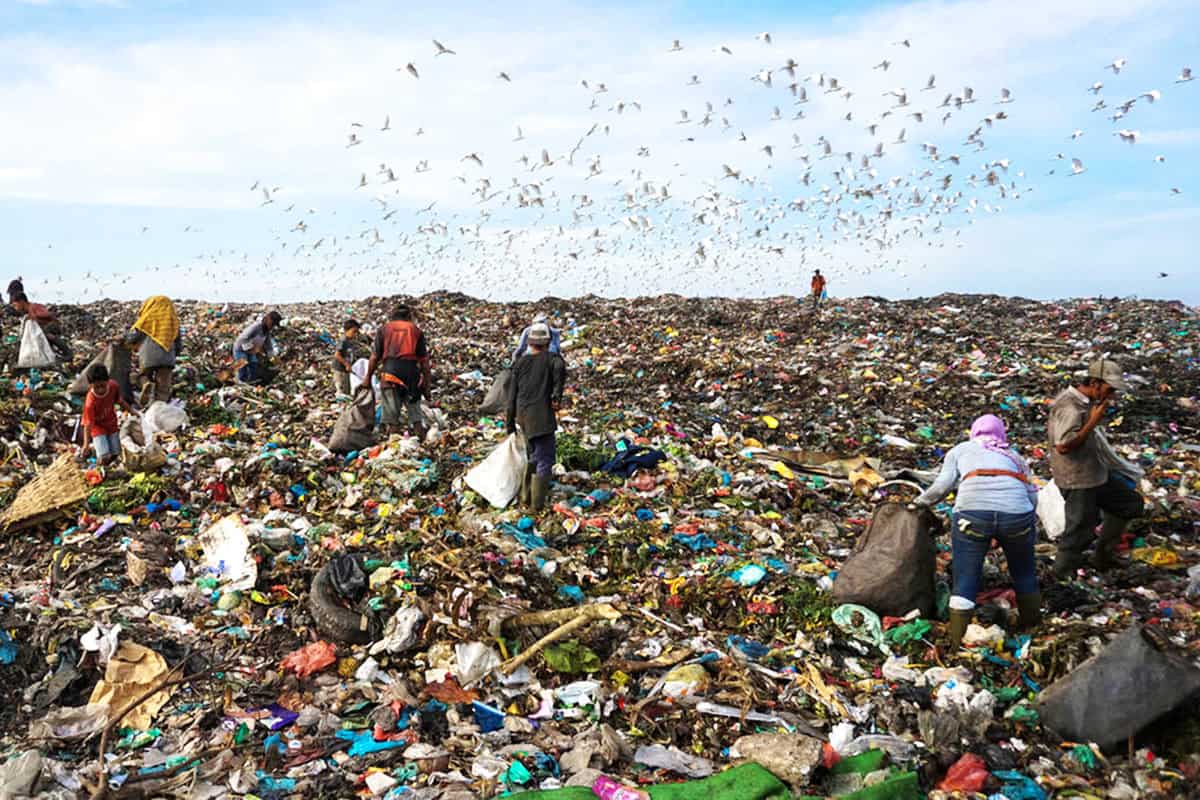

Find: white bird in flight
<box><xmin>1140</xmin><ymin>89</ymin><xmax>1161</xmax><ymax>103</ymax></box>
<box><xmin>1107</xmin><ymin>58</ymin><xmax>1127</xmax><ymax>74</ymax></box>
<box><xmin>433</xmin><ymin>39</ymin><xmax>456</xmax><ymax>56</ymax></box>
<box><xmin>1115</xmin><ymin>129</ymin><xmax>1140</xmax><ymax>144</ymax></box>
<box><xmin>1177</xmin><ymin>67</ymin><xmax>1193</xmax><ymax>83</ymax></box>
<box><xmin>1069</xmin><ymin>158</ymin><xmax>1086</xmax><ymax>175</ymax></box>
<box><xmin>669</xmin><ymin>39</ymin><xmax>683</xmax><ymax>52</ymax></box>
<box><xmin>404</xmin><ymin>62</ymin><xmax>419</xmax><ymax>79</ymax></box>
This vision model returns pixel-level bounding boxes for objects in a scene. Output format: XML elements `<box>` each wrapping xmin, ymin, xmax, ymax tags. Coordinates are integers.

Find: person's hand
<box><xmin>1087</xmin><ymin>396</ymin><xmax>1110</xmax><ymax>425</ymax></box>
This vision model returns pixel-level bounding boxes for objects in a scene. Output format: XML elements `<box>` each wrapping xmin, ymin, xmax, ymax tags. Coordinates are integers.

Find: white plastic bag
<box><xmin>1037</xmin><ymin>480</ymin><xmax>1066</xmax><ymax>540</ymax></box>
<box><xmin>141</xmin><ymin>401</ymin><xmax>188</xmax><ymax>437</ymax></box>
<box><xmin>17</xmin><ymin>319</ymin><xmax>55</xmax><ymax>368</ymax></box>
<box><xmin>464</xmin><ymin>433</ymin><xmax>527</xmax><ymax>508</ymax></box>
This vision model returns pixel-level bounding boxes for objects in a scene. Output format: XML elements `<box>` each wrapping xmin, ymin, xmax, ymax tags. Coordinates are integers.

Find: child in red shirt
<box><xmin>81</xmin><ymin>364</ymin><xmax>131</xmax><ymax>465</ymax></box>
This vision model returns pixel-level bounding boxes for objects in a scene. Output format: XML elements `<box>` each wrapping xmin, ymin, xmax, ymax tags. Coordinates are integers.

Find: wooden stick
<box><xmin>499</xmin><ymin>603</ymin><xmax>621</xmax><ymax>675</ymax></box>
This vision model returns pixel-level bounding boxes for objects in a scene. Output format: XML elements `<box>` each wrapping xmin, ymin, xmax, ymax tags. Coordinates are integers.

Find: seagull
<box><xmin>718</xmin><ymin>45</ymin><xmax>733</xmax><ymax>55</ymax></box>
<box><xmin>513</xmin><ymin>126</ymin><xmax>524</xmax><ymax>142</ymax></box>
<box><xmin>1069</xmin><ymin>129</ymin><xmax>1084</xmax><ymax>140</ymax></box>
<box><xmin>461</xmin><ymin>152</ymin><xmax>483</xmax><ymax>167</ymax></box>
<box><xmin>1069</xmin><ymin>158</ymin><xmax>1086</xmax><ymax>175</ymax></box>
<box><xmin>922</xmin><ymin>74</ymin><xmax>936</xmax><ymax>91</ymax></box>
<box><xmin>1159</xmin><ymin>272</ymin><xmax>1169</xmax><ymax>277</ymax></box>
<box><xmin>404</xmin><ymin>62</ymin><xmax>419</xmax><ymax>79</ymax></box>
<box><xmin>357</xmin><ymin>173</ymin><xmax>368</xmax><ymax>188</ymax></box>
<box><xmin>756</xmin><ymin>32</ymin><xmax>772</xmax><ymax>44</ymax></box>
<box><xmin>1140</xmin><ymin>89</ymin><xmax>1161</xmax><ymax>103</ymax></box>
<box><xmin>498</xmin><ymin>71</ymin><xmax>512</xmax><ymax>82</ymax></box>
<box><xmin>1154</xmin><ymin>155</ymin><xmax>1166</xmax><ymax>163</ymax></box>
<box><xmin>347</xmin><ymin>133</ymin><xmax>362</xmax><ymax>148</ymax></box>
<box><xmin>1107</xmin><ymin>58</ymin><xmax>1128</xmax><ymax>73</ymax></box>
<box><xmin>873</xmin><ymin>60</ymin><xmax>891</xmax><ymax>71</ymax></box>
<box><xmin>687</xmin><ymin>75</ymin><xmax>701</xmax><ymax>85</ymax></box>
<box><xmin>1178</xmin><ymin>67</ymin><xmax>1193</xmax><ymax>83</ymax></box>
<box><xmin>998</xmin><ymin>88</ymin><xmax>1013</xmax><ymax>103</ymax></box>
<box><xmin>722</xmin><ymin>164</ymin><xmax>741</xmax><ymax>179</ymax></box>
<box><xmin>1115</xmin><ymin>129</ymin><xmax>1140</xmax><ymax>144</ymax></box>
<box><xmin>380</xmin><ymin>115</ymin><xmax>391</xmax><ymax>131</ymax></box>
<box><xmin>1088</xmin><ymin>82</ymin><xmax>1104</xmax><ymax>94</ymax></box>
<box><xmin>1171</xmin><ymin>187</ymin><xmax>1182</xmax><ymax>194</ymax></box>
<box><xmin>669</xmin><ymin>39</ymin><xmax>683</xmax><ymax>52</ymax></box>
<box><xmin>894</xmin><ymin>39</ymin><xmax>911</xmax><ymax>48</ymax></box>
<box><xmin>433</xmin><ymin>39</ymin><xmax>455</xmax><ymax>56</ymax></box>
<box><xmin>260</xmin><ymin>187</ymin><xmax>273</xmax><ymax>206</ymax></box>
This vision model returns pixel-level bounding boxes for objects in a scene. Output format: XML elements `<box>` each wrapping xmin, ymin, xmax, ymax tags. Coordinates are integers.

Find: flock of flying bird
<box><xmin>53</xmin><ymin>33</ymin><xmax>1196</xmax><ymax>301</ymax></box>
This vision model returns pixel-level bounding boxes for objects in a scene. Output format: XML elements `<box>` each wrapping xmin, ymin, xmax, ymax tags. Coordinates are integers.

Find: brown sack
<box><xmin>831</xmin><ymin>502</ymin><xmax>940</xmax><ymax>618</ymax></box>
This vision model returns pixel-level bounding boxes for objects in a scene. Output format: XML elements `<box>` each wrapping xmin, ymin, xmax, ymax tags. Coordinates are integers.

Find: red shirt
<box><xmin>26</xmin><ymin>302</ymin><xmax>55</xmax><ymax>324</ymax></box>
<box><xmin>82</xmin><ymin>380</ymin><xmax>120</xmax><ymax>436</ymax></box>
<box><xmin>811</xmin><ymin>275</ymin><xmax>826</xmax><ymax>294</ymax></box>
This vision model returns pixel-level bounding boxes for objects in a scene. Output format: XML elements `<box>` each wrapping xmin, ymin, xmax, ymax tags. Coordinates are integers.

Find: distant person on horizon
<box><xmin>810</xmin><ymin>270</ymin><xmax>827</xmax><ymax>313</ymax></box>
<box><xmin>123</xmin><ymin>295</ymin><xmax>182</xmax><ymax>404</ymax></box>
<box><xmin>233</xmin><ymin>310</ymin><xmax>282</xmax><ymax>385</ymax></box>
<box><xmin>10</xmin><ymin>290</ymin><xmax>72</xmax><ymax>361</ymax></box>
<box><xmin>1048</xmin><ymin>358</ymin><xmax>1144</xmax><ymax>578</ymax></box>
<box><xmin>365</xmin><ymin>304</ymin><xmax>432</xmax><ymax>439</ymax></box>
<box><xmin>512</xmin><ymin>312</ymin><xmax>562</xmax><ymax>362</ymax></box>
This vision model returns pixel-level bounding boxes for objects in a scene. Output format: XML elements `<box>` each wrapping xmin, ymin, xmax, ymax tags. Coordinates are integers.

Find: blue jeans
<box><xmin>951</xmin><ymin>509</ymin><xmax>1039</xmax><ymax>606</ymax></box>
<box><xmin>233</xmin><ymin>347</ymin><xmax>257</xmax><ymax>384</ymax></box>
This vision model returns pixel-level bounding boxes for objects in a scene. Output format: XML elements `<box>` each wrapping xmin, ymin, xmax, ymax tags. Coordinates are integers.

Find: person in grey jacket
<box><xmin>507</xmin><ymin>323</ymin><xmax>567</xmax><ymax>510</ymax></box>
<box><xmin>123</xmin><ymin>295</ymin><xmax>182</xmax><ymax>404</ymax></box>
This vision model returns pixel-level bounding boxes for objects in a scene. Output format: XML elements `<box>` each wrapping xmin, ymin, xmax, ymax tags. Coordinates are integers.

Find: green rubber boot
<box><xmin>946</xmin><ymin>608</ymin><xmax>974</xmax><ymax>651</ymax></box>
<box><xmin>530</xmin><ymin>475</ymin><xmax>550</xmax><ymax>512</ymax></box>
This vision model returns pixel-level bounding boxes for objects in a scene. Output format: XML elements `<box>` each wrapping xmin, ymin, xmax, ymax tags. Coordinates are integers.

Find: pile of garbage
<box><xmin>0</xmin><ymin>291</ymin><xmax>1197</xmax><ymax>799</ymax></box>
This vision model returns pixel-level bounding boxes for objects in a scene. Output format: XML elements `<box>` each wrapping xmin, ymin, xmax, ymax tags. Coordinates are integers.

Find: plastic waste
<box><xmin>633</xmin><ymin>744</ymin><xmax>714</xmax><ymax>778</ymax></box>
<box><xmin>17</xmin><ymin>319</ymin><xmax>56</xmax><ymax>368</ymax></box>
<box><xmin>936</xmin><ymin>752</ymin><xmax>989</xmax><ymax>792</ymax></box>
<box><xmin>465</xmin><ymin>433</ymin><xmax>527</xmax><ymax>508</ymax></box>
<box><xmin>592</xmin><ymin>774</ymin><xmax>650</xmax><ymax>800</ymax></box>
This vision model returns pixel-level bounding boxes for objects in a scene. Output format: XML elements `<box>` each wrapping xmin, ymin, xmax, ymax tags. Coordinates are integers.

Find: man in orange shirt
<box><xmin>810</xmin><ymin>270</ymin><xmax>827</xmax><ymax>313</ymax></box>
<box><xmin>365</xmin><ymin>304</ymin><xmax>433</xmax><ymax>439</ymax></box>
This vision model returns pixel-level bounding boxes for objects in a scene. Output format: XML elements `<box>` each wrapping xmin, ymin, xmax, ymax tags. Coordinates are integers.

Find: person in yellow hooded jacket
<box><xmin>123</xmin><ymin>295</ymin><xmax>182</xmax><ymax>404</ymax></box>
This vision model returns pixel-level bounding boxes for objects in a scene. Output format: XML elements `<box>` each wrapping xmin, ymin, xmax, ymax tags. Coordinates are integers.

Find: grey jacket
<box><xmin>508</xmin><ymin>351</ymin><xmax>566</xmax><ymax>439</ymax></box>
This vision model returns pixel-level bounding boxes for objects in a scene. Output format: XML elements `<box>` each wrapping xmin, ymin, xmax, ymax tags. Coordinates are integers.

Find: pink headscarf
<box><xmin>971</xmin><ymin>414</ymin><xmax>1023</xmax><ymax>470</ymax></box>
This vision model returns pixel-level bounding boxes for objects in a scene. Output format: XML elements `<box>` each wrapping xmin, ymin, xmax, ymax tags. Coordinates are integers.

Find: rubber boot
<box><xmin>1053</xmin><ymin>549</ymin><xmax>1085</xmax><ymax>580</ymax></box>
<box><xmin>518</xmin><ymin>466</ymin><xmax>534</xmax><ymax>506</ymax></box>
<box><xmin>946</xmin><ymin>608</ymin><xmax>973</xmax><ymax>651</ymax></box>
<box><xmin>1015</xmin><ymin>592</ymin><xmax>1042</xmax><ymax>631</ymax></box>
<box><xmin>1092</xmin><ymin>516</ymin><xmax>1128</xmax><ymax>571</ymax></box>
<box><xmin>530</xmin><ymin>475</ymin><xmax>550</xmax><ymax>512</ymax></box>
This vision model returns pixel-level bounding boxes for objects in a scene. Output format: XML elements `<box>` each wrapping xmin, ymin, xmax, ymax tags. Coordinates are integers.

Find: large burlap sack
<box><xmin>69</xmin><ymin>345</ymin><xmax>134</xmax><ymax>401</ymax></box>
<box><xmin>832</xmin><ymin>503</ymin><xmax>940</xmax><ymax>617</ymax></box>
<box><xmin>478</xmin><ymin>369</ymin><xmax>512</xmax><ymax>416</ymax></box>
<box><xmin>121</xmin><ymin>416</ymin><xmax>167</xmax><ymax>473</ymax></box>
<box><xmin>329</xmin><ymin>386</ymin><xmax>376</xmax><ymax>453</ymax></box>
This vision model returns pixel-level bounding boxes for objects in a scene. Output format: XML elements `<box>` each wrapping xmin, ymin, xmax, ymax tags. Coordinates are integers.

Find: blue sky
<box><xmin>1</xmin><ymin>0</ymin><xmax>1198</xmax><ymax>304</ymax></box>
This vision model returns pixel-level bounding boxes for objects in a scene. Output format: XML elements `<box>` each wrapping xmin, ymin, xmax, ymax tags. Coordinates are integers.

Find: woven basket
<box><xmin>0</xmin><ymin>453</ymin><xmax>90</xmax><ymax>532</ymax></box>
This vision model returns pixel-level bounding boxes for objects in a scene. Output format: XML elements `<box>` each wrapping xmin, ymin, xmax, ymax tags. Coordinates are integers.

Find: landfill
<box><xmin>0</xmin><ymin>291</ymin><xmax>1198</xmax><ymax>799</ymax></box>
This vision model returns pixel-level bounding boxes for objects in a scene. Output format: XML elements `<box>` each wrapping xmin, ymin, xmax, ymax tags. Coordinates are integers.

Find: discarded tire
<box><xmin>1039</xmin><ymin>625</ymin><xmax>1200</xmax><ymax>751</ymax></box>
<box><xmin>308</xmin><ymin>564</ymin><xmax>380</xmax><ymax>645</ymax></box>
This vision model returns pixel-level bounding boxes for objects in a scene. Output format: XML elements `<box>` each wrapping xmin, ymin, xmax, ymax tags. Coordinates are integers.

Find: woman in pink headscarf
<box><xmin>915</xmin><ymin>414</ymin><xmax>1041</xmax><ymax>650</ymax></box>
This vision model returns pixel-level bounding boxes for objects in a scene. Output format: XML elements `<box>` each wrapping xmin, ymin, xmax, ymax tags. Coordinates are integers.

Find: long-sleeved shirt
<box><xmin>916</xmin><ymin>439</ymin><xmax>1038</xmax><ymax>513</ymax></box>
<box><xmin>512</xmin><ymin>325</ymin><xmax>562</xmax><ymax>362</ymax></box>
<box><xmin>508</xmin><ymin>351</ymin><xmax>566</xmax><ymax>439</ymax></box>
<box><xmin>234</xmin><ymin>320</ymin><xmax>274</xmax><ymax>358</ymax></box>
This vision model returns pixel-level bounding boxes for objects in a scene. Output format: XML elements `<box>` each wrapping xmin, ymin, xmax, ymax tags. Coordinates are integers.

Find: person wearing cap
<box><xmin>233</xmin><ymin>310</ymin><xmax>282</xmax><ymax>385</ymax></box>
<box><xmin>512</xmin><ymin>312</ymin><xmax>562</xmax><ymax>362</ymax></box>
<box><xmin>364</xmin><ymin>304</ymin><xmax>432</xmax><ymax>438</ymax></box>
<box><xmin>1048</xmin><ymin>357</ymin><xmax>1144</xmax><ymax>577</ymax></box>
<box><xmin>123</xmin><ymin>295</ymin><xmax>182</xmax><ymax>404</ymax></box>
<box><xmin>507</xmin><ymin>322</ymin><xmax>567</xmax><ymax>511</ymax></box>
<box><xmin>913</xmin><ymin>414</ymin><xmax>1041</xmax><ymax>650</ymax></box>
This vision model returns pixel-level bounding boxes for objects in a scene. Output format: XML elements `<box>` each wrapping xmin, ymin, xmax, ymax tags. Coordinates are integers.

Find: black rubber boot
<box><xmin>1016</xmin><ymin>592</ymin><xmax>1042</xmax><ymax>630</ymax></box>
<box><xmin>1092</xmin><ymin>516</ymin><xmax>1128</xmax><ymax>571</ymax></box>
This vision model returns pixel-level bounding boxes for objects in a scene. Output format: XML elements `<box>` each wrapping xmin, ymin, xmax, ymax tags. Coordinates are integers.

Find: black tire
<box><xmin>308</xmin><ymin>564</ymin><xmax>379</xmax><ymax>645</ymax></box>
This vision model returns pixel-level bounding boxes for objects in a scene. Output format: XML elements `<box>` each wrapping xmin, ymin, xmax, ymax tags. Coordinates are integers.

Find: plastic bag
<box><xmin>478</xmin><ymin>369</ymin><xmax>512</xmax><ymax>416</ymax></box>
<box><xmin>142</xmin><ymin>401</ymin><xmax>188</xmax><ymax>437</ymax></box>
<box><xmin>329</xmin><ymin>386</ymin><xmax>376</xmax><ymax>453</ymax></box>
<box><xmin>936</xmin><ymin>752</ymin><xmax>989</xmax><ymax>792</ymax></box>
<box><xmin>464</xmin><ymin>433</ymin><xmax>527</xmax><ymax>508</ymax></box>
<box><xmin>281</xmin><ymin>641</ymin><xmax>337</xmax><ymax>678</ymax></box>
<box><xmin>17</xmin><ymin>319</ymin><xmax>56</xmax><ymax>368</ymax></box>
<box><xmin>1037</xmin><ymin>480</ymin><xmax>1065</xmax><ymax>540</ymax></box>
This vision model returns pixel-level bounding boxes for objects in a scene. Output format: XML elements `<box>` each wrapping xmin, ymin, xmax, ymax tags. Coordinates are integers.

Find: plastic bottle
<box><xmin>592</xmin><ymin>775</ymin><xmax>650</xmax><ymax>800</ymax></box>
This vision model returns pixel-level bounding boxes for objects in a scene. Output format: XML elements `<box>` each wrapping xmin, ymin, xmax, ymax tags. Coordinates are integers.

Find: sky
<box><xmin>0</xmin><ymin>0</ymin><xmax>1198</xmax><ymax>305</ymax></box>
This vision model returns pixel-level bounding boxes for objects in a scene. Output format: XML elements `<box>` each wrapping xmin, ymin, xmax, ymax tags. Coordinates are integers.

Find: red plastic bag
<box><xmin>937</xmin><ymin>753</ymin><xmax>989</xmax><ymax>792</ymax></box>
<box><xmin>281</xmin><ymin>641</ymin><xmax>337</xmax><ymax>678</ymax></box>
<box><xmin>939</xmin><ymin>753</ymin><xmax>990</xmax><ymax>791</ymax></box>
